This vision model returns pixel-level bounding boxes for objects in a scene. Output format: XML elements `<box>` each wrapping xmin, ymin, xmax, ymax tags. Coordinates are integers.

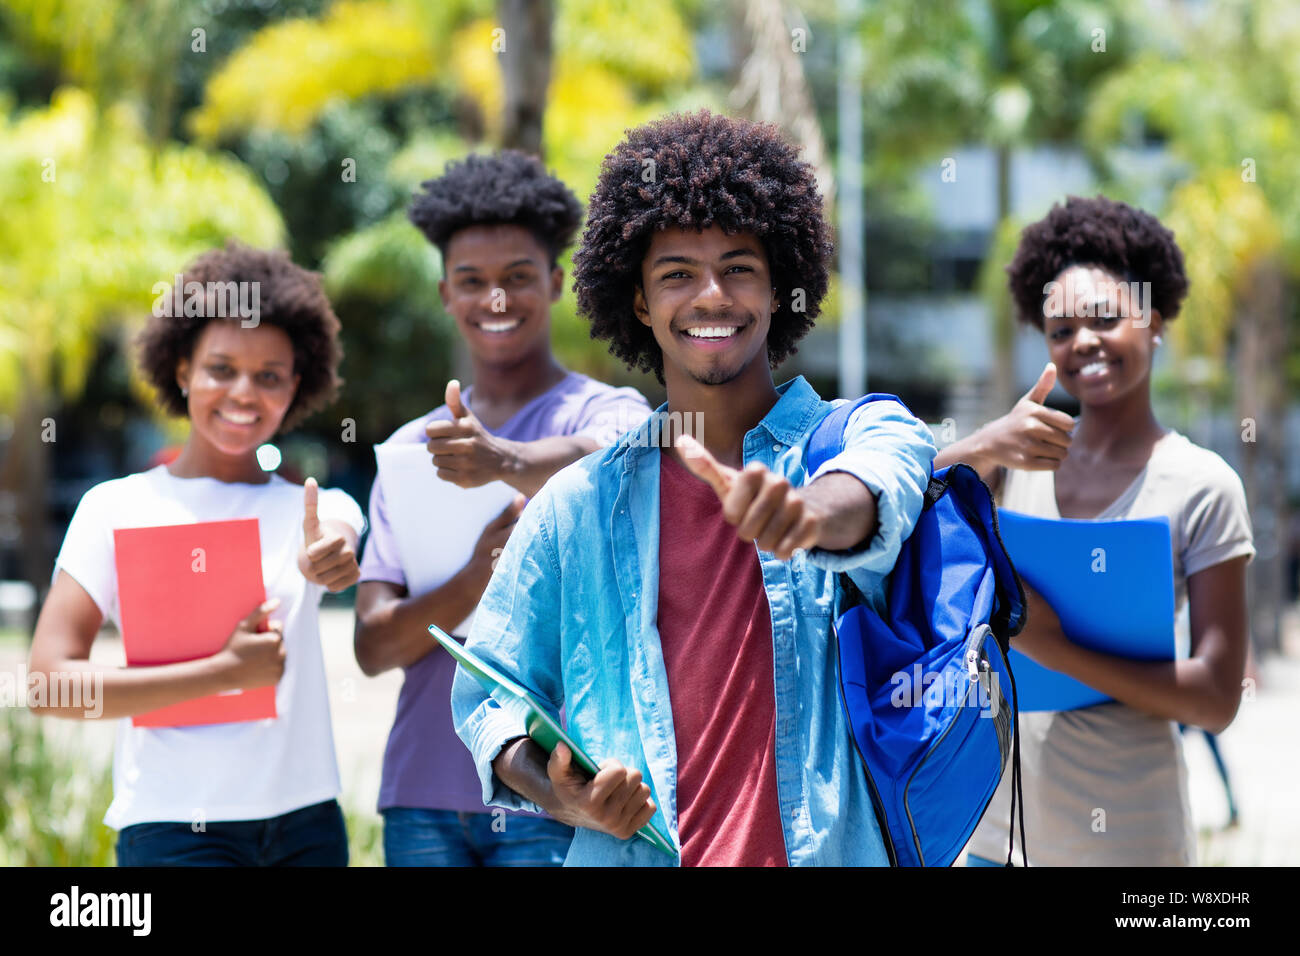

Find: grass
<box><xmin>0</xmin><ymin>708</ymin><xmax>116</xmax><ymax>866</ymax></box>
<box><xmin>1</xmin><ymin>706</ymin><xmax>387</xmax><ymax>866</ymax></box>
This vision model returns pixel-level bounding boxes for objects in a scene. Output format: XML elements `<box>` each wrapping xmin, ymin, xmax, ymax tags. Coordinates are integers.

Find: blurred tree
<box><xmin>498</xmin><ymin>0</ymin><xmax>553</xmax><ymax>156</ymax></box>
<box><xmin>0</xmin><ymin>0</ymin><xmax>202</xmax><ymax>142</ymax></box>
<box><xmin>728</xmin><ymin>0</ymin><xmax>830</xmax><ymax>200</ymax></box>
<box><xmin>855</xmin><ymin>0</ymin><xmax>1141</xmax><ymax>417</ymax></box>
<box><xmin>191</xmin><ymin>0</ymin><xmax>697</xmax><ymax>392</ymax></box>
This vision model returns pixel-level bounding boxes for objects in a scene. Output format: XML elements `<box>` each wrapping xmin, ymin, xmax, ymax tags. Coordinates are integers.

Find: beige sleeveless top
<box><xmin>964</xmin><ymin>430</ymin><xmax>1254</xmax><ymax>866</ymax></box>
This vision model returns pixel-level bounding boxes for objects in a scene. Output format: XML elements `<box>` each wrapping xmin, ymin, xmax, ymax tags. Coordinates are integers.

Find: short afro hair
<box><xmin>137</xmin><ymin>241</ymin><xmax>343</xmax><ymax>431</ymax></box>
<box><xmin>408</xmin><ymin>150</ymin><xmax>583</xmax><ymax>267</ymax></box>
<box><xmin>573</xmin><ymin>110</ymin><xmax>833</xmax><ymax>382</ymax></box>
<box><xmin>1007</xmin><ymin>195</ymin><xmax>1189</xmax><ymax>329</ymax></box>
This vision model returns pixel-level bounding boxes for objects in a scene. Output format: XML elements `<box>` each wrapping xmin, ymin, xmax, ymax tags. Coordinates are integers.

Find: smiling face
<box><xmin>633</xmin><ymin>225</ymin><xmax>777</xmax><ymax>387</ymax></box>
<box><xmin>438</xmin><ymin>223</ymin><xmax>561</xmax><ymax>367</ymax></box>
<box><xmin>175</xmin><ymin>321</ymin><xmax>301</xmax><ymax>458</ymax></box>
<box><xmin>1043</xmin><ymin>264</ymin><xmax>1163</xmax><ymax>407</ymax></box>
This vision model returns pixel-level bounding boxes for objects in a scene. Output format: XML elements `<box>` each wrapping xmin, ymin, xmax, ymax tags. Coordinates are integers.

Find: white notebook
<box><xmin>374</xmin><ymin>443</ymin><xmax>517</xmax><ymax>635</ymax></box>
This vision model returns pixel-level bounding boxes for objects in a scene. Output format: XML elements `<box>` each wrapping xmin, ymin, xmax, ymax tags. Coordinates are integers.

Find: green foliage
<box><xmin>1082</xmin><ymin>0</ymin><xmax>1300</xmax><ymax>375</ymax></box>
<box><xmin>189</xmin><ymin>0</ymin><xmax>478</xmax><ymax>142</ymax></box>
<box><xmin>0</xmin><ymin>708</ymin><xmax>116</xmax><ymax>866</ymax></box>
<box><xmin>319</xmin><ymin>212</ymin><xmax>456</xmax><ymax>439</ymax></box>
<box><xmin>0</xmin><ymin>707</ymin><xmax>393</xmax><ymax>867</ymax></box>
<box><xmin>229</xmin><ymin>98</ymin><xmax>435</xmax><ymax>264</ymax></box>
<box><xmin>555</xmin><ymin>0</ymin><xmax>695</xmax><ymax>94</ymax></box>
<box><xmin>0</xmin><ymin>0</ymin><xmax>192</xmax><ymax>131</ymax></box>
<box><xmin>343</xmin><ymin>800</ymin><xmax>384</xmax><ymax>867</ymax></box>
<box><xmin>0</xmin><ymin>87</ymin><xmax>285</xmax><ymax>412</ymax></box>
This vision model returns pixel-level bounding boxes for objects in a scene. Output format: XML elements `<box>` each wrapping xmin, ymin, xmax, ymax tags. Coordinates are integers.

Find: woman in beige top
<box><xmin>937</xmin><ymin>196</ymin><xmax>1254</xmax><ymax>866</ymax></box>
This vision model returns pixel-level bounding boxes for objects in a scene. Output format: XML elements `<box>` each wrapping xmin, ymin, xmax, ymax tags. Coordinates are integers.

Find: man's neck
<box><xmin>662</xmin><ymin>361</ymin><xmax>781</xmax><ymax>470</ymax></box>
<box><xmin>466</xmin><ymin>345</ymin><xmax>568</xmax><ymax>411</ymax></box>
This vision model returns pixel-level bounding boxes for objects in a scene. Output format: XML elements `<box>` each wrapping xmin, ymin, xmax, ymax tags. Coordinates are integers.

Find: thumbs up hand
<box><xmin>298</xmin><ymin>477</ymin><xmax>361</xmax><ymax>592</ymax></box>
<box><xmin>425</xmin><ymin>379</ymin><xmax>522</xmax><ymax>489</ymax></box>
<box><xmin>972</xmin><ymin>362</ymin><xmax>1076</xmax><ymax>472</ymax></box>
<box><xmin>675</xmin><ymin>434</ymin><xmax>826</xmax><ymax>561</ymax></box>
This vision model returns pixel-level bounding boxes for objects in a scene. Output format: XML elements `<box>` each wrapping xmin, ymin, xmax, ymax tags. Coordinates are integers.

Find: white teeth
<box><xmin>479</xmin><ymin>318</ymin><xmax>522</xmax><ymax>333</ymax></box>
<box><xmin>220</xmin><ymin>410</ymin><xmax>257</xmax><ymax>424</ymax></box>
<box><xmin>1079</xmin><ymin>361</ymin><xmax>1110</xmax><ymax>376</ymax></box>
<box><xmin>684</xmin><ymin>326</ymin><xmax>738</xmax><ymax>338</ymax></box>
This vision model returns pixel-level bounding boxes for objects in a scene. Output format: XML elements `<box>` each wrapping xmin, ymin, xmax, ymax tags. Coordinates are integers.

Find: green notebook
<box><xmin>429</xmin><ymin>624</ymin><xmax>677</xmax><ymax>859</ymax></box>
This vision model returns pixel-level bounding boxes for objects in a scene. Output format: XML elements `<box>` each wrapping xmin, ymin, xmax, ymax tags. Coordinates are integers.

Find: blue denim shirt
<box><xmin>451</xmin><ymin>376</ymin><xmax>936</xmax><ymax>865</ymax></box>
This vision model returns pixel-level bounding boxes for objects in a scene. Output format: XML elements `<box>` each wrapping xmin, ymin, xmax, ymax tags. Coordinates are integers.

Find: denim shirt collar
<box><xmin>608</xmin><ymin>375</ymin><xmax>828</xmax><ymax>472</ymax></box>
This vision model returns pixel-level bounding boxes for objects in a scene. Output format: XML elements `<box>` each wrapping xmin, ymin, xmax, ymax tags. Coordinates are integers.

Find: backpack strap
<box><xmin>805</xmin><ymin>393</ymin><xmax>907</xmax><ymax>477</ymax></box>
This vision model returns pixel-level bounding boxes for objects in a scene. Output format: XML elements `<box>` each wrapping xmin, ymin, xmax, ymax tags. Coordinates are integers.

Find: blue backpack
<box><xmin>807</xmin><ymin>394</ymin><xmax>1028</xmax><ymax>867</ymax></box>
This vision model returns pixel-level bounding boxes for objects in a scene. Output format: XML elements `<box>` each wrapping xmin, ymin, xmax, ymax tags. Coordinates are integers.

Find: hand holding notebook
<box><xmin>430</xmin><ymin>624</ymin><xmax>678</xmax><ymax>858</ymax></box>
<box><xmin>114</xmin><ymin>518</ymin><xmax>277</xmax><ymax>728</ymax></box>
<box><xmin>997</xmin><ymin>511</ymin><xmax>1176</xmax><ymax>711</ymax></box>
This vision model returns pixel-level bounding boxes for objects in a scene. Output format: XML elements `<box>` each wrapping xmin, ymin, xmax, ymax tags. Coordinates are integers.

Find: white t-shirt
<box><xmin>53</xmin><ymin>465</ymin><xmax>365</xmax><ymax>830</ymax></box>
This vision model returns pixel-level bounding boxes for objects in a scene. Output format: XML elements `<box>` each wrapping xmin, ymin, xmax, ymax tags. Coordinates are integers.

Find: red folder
<box><xmin>113</xmin><ymin>518</ymin><xmax>277</xmax><ymax>728</ymax></box>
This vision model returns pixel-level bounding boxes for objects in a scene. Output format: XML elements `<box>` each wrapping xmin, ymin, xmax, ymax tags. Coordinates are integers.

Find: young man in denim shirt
<box><xmin>452</xmin><ymin>111</ymin><xmax>936</xmax><ymax>865</ymax></box>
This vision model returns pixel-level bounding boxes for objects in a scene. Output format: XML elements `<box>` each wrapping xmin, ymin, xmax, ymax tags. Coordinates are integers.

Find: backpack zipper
<box><xmin>901</xmin><ymin>625</ymin><xmax>1007</xmax><ymax>866</ymax></box>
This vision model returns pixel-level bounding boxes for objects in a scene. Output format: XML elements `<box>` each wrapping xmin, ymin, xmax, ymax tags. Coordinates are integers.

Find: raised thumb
<box><xmin>303</xmin><ymin>477</ymin><xmax>321</xmax><ymax>542</ymax></box>
<box><xmin>445</xmin><ymin>379</ymin><xmax>469</xmax><ymax>419</ymax></box>
<box><xmin>675</xmin><ymin>434</ymin><xmax>733</xmax><ymax>500</ymax></box>
<box><xmin>1024</xmin><ymin>362</ymin><xmax>1057</xmax><ymax>405</ymax></box>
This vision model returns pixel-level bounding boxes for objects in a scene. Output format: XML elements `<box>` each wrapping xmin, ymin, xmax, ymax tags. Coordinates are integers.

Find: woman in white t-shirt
<box><xmin>29</xmin><ymin>242</ymin><xmax>365</xmax><ymax>866</ymax></box>
<box><xmin>937</xmin><ymin>196</ymin><xmax>1254</xmax><ymax>866</ymax></box>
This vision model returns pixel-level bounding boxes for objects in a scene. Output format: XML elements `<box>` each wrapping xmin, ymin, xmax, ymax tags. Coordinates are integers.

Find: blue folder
<box><xmin>997</xmin><ymin>511</ymin><xmax>1176</xmax><ymax>711</ymax></box>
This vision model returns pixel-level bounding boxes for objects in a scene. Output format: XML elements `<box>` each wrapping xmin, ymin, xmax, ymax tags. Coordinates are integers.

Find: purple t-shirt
<box><xmin>361</xmin><ymin>371</ymin><xmax>650</xmax><ymax>813</ymax></box>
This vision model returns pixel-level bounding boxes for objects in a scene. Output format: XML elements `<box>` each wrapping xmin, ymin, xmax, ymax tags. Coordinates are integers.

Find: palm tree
<box><xmin>497</xmin><ymin>0</ymin><xmax>553</xmax><ymax>156</ymax></box>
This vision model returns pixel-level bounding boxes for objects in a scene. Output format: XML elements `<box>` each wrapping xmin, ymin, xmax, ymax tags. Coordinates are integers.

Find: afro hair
<box><xmin>572</xmin><ymin>109</ymin><xmax>833</xmax><ymax>382</ymax></box>
<box><xmin>1007</xmin><ymin>195</ymin><xmax>1189</xmax><ymax>329</ymax></box>
<box><xmin>408</xmin><ymin>150</ymin><xmax>583</xmax><ymax>267</ymax></box>
<box><xmin>137</xmin><ymin>240</ymin><xmax>343</xmax><ymax>432</ymax></box>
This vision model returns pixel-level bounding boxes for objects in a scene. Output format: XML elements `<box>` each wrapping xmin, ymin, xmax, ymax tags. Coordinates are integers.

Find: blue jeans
<box><xmin>116</xmin><ymin>799</ymin><xmax>348</xmax><ymax>867</ymax></box>
<box><xmin>382</xmin><ymin>807</ymin><xmax>573</xmax><ymax>867</ymax></box>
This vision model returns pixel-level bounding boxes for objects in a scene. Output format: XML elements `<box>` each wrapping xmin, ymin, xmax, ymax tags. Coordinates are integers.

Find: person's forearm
<box><xmin>492</xmin><ymin>736</ymin><xmax>567</xmax><ymax>820</ymax></box>
<box><xmin>1019</xmin><ymin>612</ymin><xmax>1242</xmax><ymax>733</ymax></box>
<box><xmin>354</xmin><ymin>565</ymin><xmax>492</xmax><ymax>676</ymax></box>
<box><xmin>1048</xmin><ymin>641</ymin><xmax>1240</xmax><ymax>733</ymax></box>
<box><xmin>26</xmin><ymin>654</ymin><xmax>234</xmax><ymax>720</ymax></box>
<box><xmin>499</xmin><ymin>436</ymin><xmax>600</xmax><ymax>498</ymax></box>
<box><xmin>933</xmin><ymin>430</ymin><xmax>1001</xmax><ymax>483</ymax></box>
<box><xmin>805</xmin><ymin>471</ymin><xmax>880</xmax><ymax>551</ymax></box>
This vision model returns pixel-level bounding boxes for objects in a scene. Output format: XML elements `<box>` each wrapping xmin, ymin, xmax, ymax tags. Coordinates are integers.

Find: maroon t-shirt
<box><xmin>655</xmin><ymin>450</ymin><xmax>788</xmax><ymax>867</ymax></box>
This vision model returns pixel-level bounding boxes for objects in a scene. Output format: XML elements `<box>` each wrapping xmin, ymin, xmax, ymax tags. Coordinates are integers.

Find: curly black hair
<box><xmin>573</xmin><ymin>110</ymin><xmax>833</xmax><ymax>382</ymax></box>
<box><xmin>408</xmin><ymin>150</ymin><xmax>583</xmax><ymax>266</ymax></box>
<box><xmin>137</xmin><ymin>241</ymin><xmax>343</xmax><ymax>431</ymax></box>
<box><xmin>1007</xmin><ymin>195</ymin><xmax>1189</xmax><ymax>329</ymax></box>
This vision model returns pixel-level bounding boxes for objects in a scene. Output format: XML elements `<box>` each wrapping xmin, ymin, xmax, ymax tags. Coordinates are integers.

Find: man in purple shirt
<box><xmin>353</xmin><ymin>151</ymin><xmax>650</xmax><ymax>866</ymax></box>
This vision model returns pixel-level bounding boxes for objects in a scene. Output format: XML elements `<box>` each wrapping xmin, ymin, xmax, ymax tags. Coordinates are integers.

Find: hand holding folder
<box><xmin>997</xmin><ymin>511</ymin><xmax>1176</xmax><ymax>711</ymax></box>
<box><xmin>430</xmin><ymin>624</ymin><xmax>677</xmax><ymax>858</ymax></box>
<box><xmin>114</xmin><ymin>518</ymin><xmax>277</xmax><ymax>728</ymax></box>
